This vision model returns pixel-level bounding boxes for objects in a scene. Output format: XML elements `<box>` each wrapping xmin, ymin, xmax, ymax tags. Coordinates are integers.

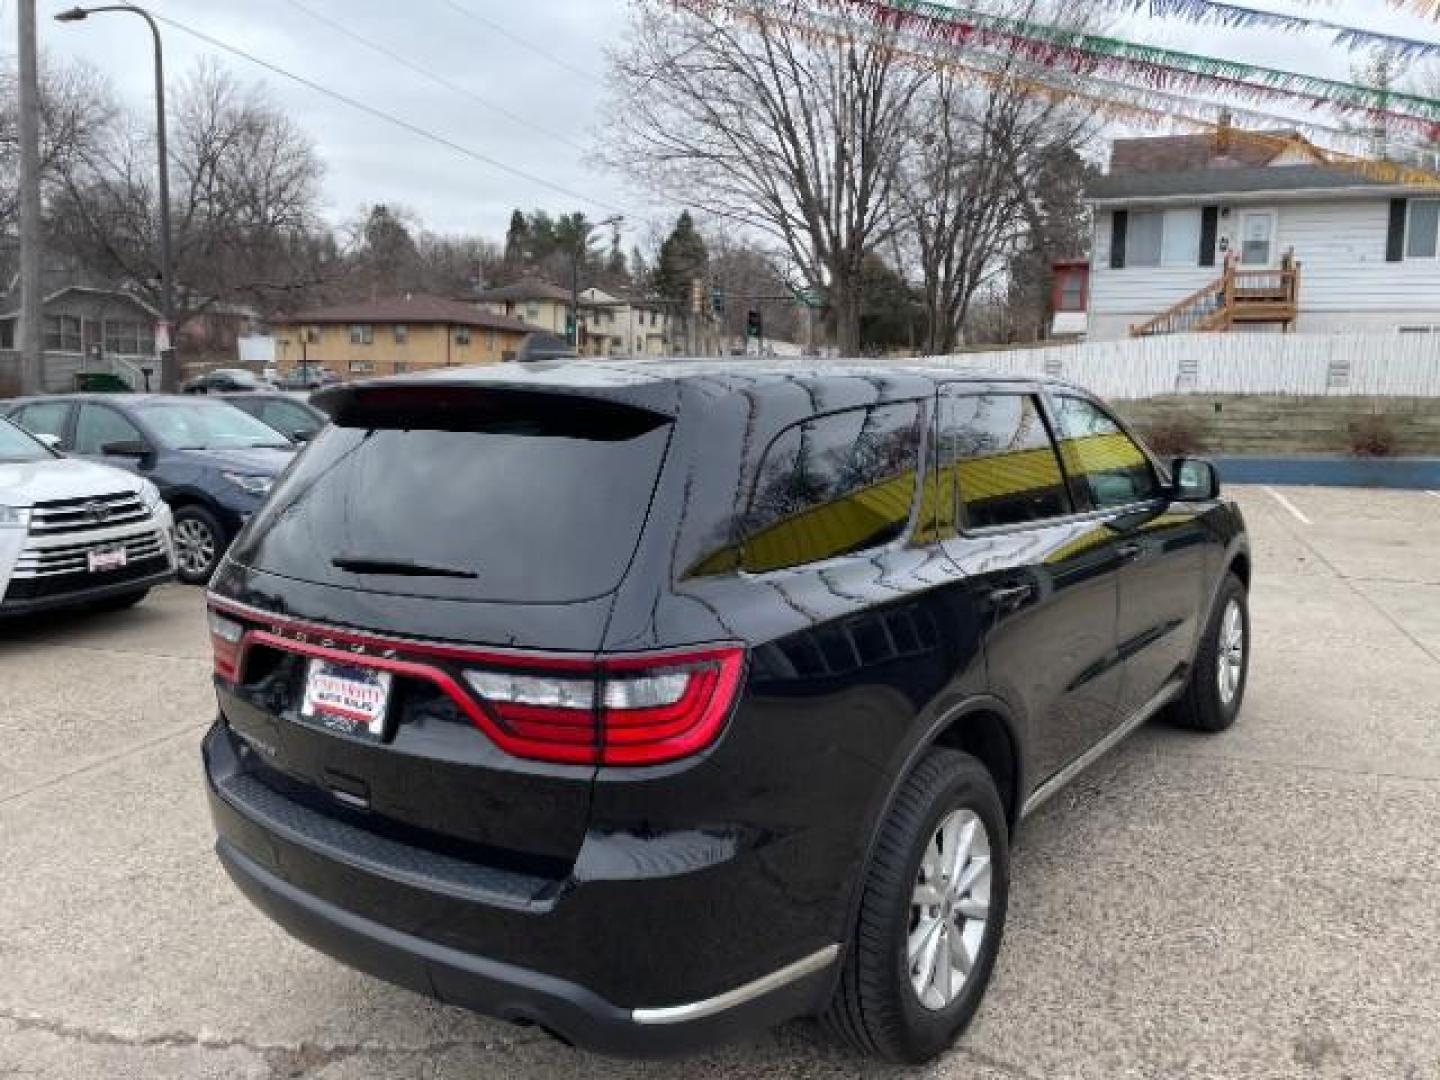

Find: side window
<box><xmin>740</xmin><ymin>402</ymin><xmax>925</xmax><ymax>573</ymax></box>
<box><xmin>264</xmin><ymin>400</ymin><xmax>319</xmax><ymax>439</ymax></box>
<box><xmin>74</xmin><ymin>404</ymin><xmax>143</xmax><ymax>456</ymax></box>
<box><xmin>1050</xmin><ymin>395</ymin><xmax>1161</xmax><ymax>511</ymax></box>
<box><xmin>13</xmin><ymin>401</ymin><xmax>71</xmax><ymax>441</ymax></box>
<box><xmin>943</xmin><ymin>393</ymin><xmax>1071</xmax><ymax>530</ymax></box>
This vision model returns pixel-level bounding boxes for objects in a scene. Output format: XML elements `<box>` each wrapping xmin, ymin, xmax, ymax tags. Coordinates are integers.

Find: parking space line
<box><xmin>1263</xmin><ymin>486</ymin><xmax>1313</xmax><ymax>526</ymax></box>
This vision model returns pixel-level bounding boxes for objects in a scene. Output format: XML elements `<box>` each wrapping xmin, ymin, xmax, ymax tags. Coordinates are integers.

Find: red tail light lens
<box><xmin>208</xmin><ymin>610</ymin><xmax>244</xmax><ymax>680</ymax></box>
<box><xmin>463</xmin><ymin>647</ymin><xmax>745</xmax><ymax>766</ymax></box>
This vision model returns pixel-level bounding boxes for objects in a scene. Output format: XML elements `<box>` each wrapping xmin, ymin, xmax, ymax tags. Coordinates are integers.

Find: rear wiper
<box><xmin>332</xmin><ymin>555</ymin><xmax>478</xmax><ymax>579</ymax></box>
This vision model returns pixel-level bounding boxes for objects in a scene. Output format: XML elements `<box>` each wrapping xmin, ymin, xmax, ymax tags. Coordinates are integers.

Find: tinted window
<box><xmin>75</xmin><ymin>404</ymin><xmax>144</xmax><ymax>456</ymax></box>
<box><xmin>739</xmin><ymin>402</ymin><xmax>924</xmax><ymax>573</ymax></box>
<box><xmin>13</xmin><ymin>401</ymin><xmax>70</xmax><ymax>440</ymax></box>
<box><xmin>1050</xmin><ymin>395</ymin><xmax>1161</xmax><ymax>510</ymax></box>
<box><xmin>258</xmin><ymin>399</ymin><xmax>321</xmax><ymax>439</ymax></box>
<box><xmin>231</xmin><ymin>390</ymin><xmax>673</xmax><ymax>603</ymax></box>
<box><xmin>943</xmin><ymin>393</ymin><xmax>1070</xmax><ymax>529</ymax></box>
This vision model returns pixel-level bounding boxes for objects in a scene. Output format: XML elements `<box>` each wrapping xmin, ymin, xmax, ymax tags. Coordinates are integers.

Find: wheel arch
<box><xmin>839</xmin><ymin>695</ymin><xmax>1024</xmax><ymax>947</ymax></box>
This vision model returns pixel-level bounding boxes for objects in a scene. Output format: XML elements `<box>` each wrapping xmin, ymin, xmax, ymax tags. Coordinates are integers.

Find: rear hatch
<box><xmin>209</xmin><ymin>382</ymin><xmax>678</xmax><ymax>879</ymax></box>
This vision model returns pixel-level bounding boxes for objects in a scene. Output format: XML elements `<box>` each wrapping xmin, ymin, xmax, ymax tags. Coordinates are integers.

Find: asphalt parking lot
<box><xmin>2</xmin><ymin>485</ymin><xmax>1438</xmax><ymax>1080</ymax></box>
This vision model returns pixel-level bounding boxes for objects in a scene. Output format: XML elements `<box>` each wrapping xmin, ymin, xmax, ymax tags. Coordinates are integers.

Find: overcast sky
<box><xmin>4</xmin><ymin>0</ymin><xmax>1440</xmax><ymax>247</ymax></box>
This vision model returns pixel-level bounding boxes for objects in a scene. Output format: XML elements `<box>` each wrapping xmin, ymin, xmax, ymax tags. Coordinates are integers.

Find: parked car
<box><xmin>0</xmin><ymin>415</ymin><xmax>174</xmax><ymax>615</ymax></box>
<box><xmin>224</xmin><ymin>392</ymin><xmax>327</xmax><ymax>443</ymax></box>
<box><xmin>278</xmin><ymin>364</ymin><xmax>339</xmax><ymax>390</ymax></box>
<box><xmin>5</xmin><ymin>395</ymin><xmax>295</xmax><ymax>586</ymax></box>
<box><xmin>183</xmin><ymin>368</ymin><xmax>268</xmax><ymax>395</ymax></box>
<box><xmin>202</xmin><ymin>363</ymin><xmax>1250</xmax><ymax>1062</ymax></box>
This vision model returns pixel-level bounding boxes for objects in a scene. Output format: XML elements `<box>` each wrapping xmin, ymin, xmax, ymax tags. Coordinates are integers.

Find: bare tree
<box><xmin>891</xmin><ymin>10</ymin><xmax>1100</xmax><ymax>352</ymax></box>
<box><xmin>47</xmin><ymin>60</ymin><xmax>327</xmax><ymax>319</ymax></box>
<box><xmin>605</xmin><ymin>1</ymin><xmax>926</xmax><ymax>355</ymax></box>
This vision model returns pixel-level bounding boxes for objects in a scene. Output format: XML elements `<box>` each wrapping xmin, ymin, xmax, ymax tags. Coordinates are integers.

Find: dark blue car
<box><xmin>4</xmin><ymin>394</ymin><xmax>295</xmax><ymax>584</ymax></box>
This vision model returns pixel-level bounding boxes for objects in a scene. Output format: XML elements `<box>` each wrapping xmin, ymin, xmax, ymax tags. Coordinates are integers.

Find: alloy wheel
<box><xmin>1217</xmin><ymin>598</ymin><xmax>1245</xmax><ymax>706</ymax></box>
<box><xmin>907</xmin><ymin>808</ymin><xmax>991</xmax><ymax>1011</ymax></box>
<box><xmin>174</xmin><ymin>518</ymin><xmax>217</xmax><ymax>578</ymax></box>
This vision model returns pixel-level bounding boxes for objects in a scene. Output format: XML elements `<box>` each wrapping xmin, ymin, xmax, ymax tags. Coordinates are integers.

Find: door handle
<box><xmin>989</xmin><ymin>583</ymin><xmax>1035</xmax><ymax>609</ymax></box>
<box><xmin>1117</xmin><ymin>542</ymin><xmax>1144</xmax><ymax>562</ymax></box>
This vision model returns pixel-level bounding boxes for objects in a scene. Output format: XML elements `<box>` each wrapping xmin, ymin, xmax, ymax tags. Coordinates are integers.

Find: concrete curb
<box><xmin>1212</xmin><ymin>454</ymin><xmax>1440</xmax><ymax>489</ymax></box>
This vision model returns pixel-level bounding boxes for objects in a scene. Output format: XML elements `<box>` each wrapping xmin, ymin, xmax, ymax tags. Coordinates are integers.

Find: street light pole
<box><xmin>55</xmin><ymin>4</ymin><xmax>177</xmax><ymax>392</ymax></box>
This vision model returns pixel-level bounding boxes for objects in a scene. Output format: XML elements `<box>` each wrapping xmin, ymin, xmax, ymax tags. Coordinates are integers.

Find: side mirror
<box><xmin>1172</xmin><ymin>457</ymin><xmax>1220</xmax><ymax>501</ymax></box>
<box><xmin>34</xmin><ymin>433</ymin><xmax>62</xmax><ymax>452</ymax></box>
<box><xmin>101</xmin><ymin>439</ymin><xmax>152</xmax><ymax>459</ymax></box>
<box><xmin>290</xmin><ymin>430</ymin><xmax>313</xmax><ymax>444</ymax></box>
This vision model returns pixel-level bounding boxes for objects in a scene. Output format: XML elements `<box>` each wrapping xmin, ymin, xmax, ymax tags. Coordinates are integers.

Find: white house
<box><xmin>1084</xmin><ymin>129</ymin><xmax>1440</xmax><ymax>340</ymax></box>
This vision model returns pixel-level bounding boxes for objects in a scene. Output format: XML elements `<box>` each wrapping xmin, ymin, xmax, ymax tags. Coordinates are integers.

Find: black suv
<box><xmin>203</xmin><ymin>364</ymin><xmax>1250</xmax><ymax>1062</ymax></box>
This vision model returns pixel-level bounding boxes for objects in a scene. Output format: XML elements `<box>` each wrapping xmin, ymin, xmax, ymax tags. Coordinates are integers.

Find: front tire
<box><xmin>824</xmin><ymin>749</ymin><xmax>1010</xmax><ymax>1063</ymax></box>
<box><xmin>1167</xmin><ymin>572</ymin><xmax>1249</xmax><ymax>732</ymax></box>
<box><xmin>171</xmin><ymin>506</ymin><xmax>227</xmax><ymax>585</ymax></box>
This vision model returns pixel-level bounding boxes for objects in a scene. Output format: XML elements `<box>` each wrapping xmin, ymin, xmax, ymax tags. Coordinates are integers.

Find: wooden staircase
<box><xmin>1131</xmin><ymin>254</ymin><xmax>1301</xmax><ymax>337</ymax></box>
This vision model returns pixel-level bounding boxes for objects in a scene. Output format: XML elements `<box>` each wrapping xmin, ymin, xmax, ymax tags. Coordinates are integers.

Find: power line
<box><xmin>147</xmin><ymin>9</ymin><xmax>629</xmax><ymax>215</ymax></box>
<box><xmin>282</xmin><ymin>0</ymin><xmax>590</xmax><ymax>156</ymax></box>
<box><xmin>438</xmin><ymin>0</ymin><xmax>601</xmax><ymax>85</ymax></box>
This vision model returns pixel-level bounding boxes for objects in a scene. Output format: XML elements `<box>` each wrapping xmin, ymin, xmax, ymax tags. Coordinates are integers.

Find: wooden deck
<box><xmin>1131</xmin><ymin>255</ymin><xmax>1301</xmax><ymax>337</ymax></box>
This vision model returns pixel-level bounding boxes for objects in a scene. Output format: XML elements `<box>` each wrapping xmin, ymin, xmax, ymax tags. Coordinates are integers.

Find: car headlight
<box><xmin>137</xmin><ymin>481</ymin><xmax>165</xmax><ymax>513</ymax></box>
<box><xmin>0</xmin><ymin>505</ymin><xmax>31</xmax><ymax>529</ymax></box>
<box><xmin>222</xmin><ymin>472</ymin><xmax>274</xmax><ymax>496</ymax></box>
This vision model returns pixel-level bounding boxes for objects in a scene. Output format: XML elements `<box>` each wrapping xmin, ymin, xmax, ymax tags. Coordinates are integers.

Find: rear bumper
<box><xmin>0</xmin><ymin>565</ymin><xmax>174</xmax><ymax>616</ymax></box>
<box><xmin>204</xmin><ymin>723</ymin><xmax>839</xmax><ymax>1056</ymax></box>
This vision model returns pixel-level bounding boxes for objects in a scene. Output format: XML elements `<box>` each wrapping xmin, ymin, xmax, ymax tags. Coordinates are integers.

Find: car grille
<box><xmin>2</xmin><ymin>554</ymin><xmax>170</xmax><ymax>601</ymax></box>
<box><xmin>12</xmin><ymin>529</ymin><xmax>169</xmax><ymax>579</ymax></box>
<box><xmin>28</xmin><ymin>490</ymin><xmax>151</xmax><ymax>536</ymax></box>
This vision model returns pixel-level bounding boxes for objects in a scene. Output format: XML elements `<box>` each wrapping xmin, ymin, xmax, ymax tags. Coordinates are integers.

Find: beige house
<box><xmin>472</xmin><ymin>279</ymin><xmax>673</xmax><ymax>358</ymax></box>
<box><xmin>271</xmin><ymin>294</ymin><xmax>545</xmax><ymax>380</ymax></box>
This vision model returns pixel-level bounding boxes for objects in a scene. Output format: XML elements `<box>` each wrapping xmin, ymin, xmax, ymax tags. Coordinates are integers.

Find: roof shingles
<box><xmin>279</xmin><ymin>293</ymin><xmax>544</xmax><ymax>334</ymax></box>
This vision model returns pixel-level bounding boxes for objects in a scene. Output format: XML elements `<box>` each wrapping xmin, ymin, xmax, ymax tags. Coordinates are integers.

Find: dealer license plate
<box><xmin>87</xmin><ymin>546</ymin><xmax>127</xmax><ymax>573</ymax></box>
<box><xmin>299</xmin><ymin>659</ymin><xmax>393</xmax><ymax>740</ymax></box>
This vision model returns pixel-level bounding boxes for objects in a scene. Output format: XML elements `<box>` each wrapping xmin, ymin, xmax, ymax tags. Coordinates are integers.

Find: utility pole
<box><xmin>17</xmin><ymin>0</ymin><xmax>45</xmax><ymax>394</ymax></box>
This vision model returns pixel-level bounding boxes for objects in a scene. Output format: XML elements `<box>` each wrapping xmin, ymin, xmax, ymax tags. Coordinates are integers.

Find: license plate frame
<box><xmin>87</xmin><ymin>546</ymin><xmax>128</xmax><ymax>573</ymax></box>
<box><xmin>299</xmin><ymin>659</ymin><xmax>393</xmax><ymax>741</ymax></box>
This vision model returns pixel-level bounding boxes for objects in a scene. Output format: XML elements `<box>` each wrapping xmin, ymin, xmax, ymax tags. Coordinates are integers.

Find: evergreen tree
<box><xmin>503</xmin><ymin>209</ymin><xmax>529</xmax><ymax>264</ymax></box>
<box><xmin>654</xmin><ymin>211</ymin><xmax>708</xmax><ymax>304</ymax></box>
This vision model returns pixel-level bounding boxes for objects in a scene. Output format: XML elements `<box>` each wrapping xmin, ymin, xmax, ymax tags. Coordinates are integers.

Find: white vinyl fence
<box><xmin>927</xmin><ymin>333</ymin><xmax>1440</xmax><ymax>399</ymax></box>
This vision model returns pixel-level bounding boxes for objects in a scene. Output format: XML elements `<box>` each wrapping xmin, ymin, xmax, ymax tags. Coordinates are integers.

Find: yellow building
<box><xmin>473</xmin><ymin>279</ymin><xmax>674</xmax><ymax>359</ymax></box>
<box><xmin>271</xmin><ymin>294</ymin><xmax>545</xmax><ymax>380</ymax></box>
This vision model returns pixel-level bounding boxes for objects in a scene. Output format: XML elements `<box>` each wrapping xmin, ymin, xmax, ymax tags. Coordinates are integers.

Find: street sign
<box><xmin>792</xmin><ymin>287</ymin><xmax>824</xmax><ymax>309</ymax></box>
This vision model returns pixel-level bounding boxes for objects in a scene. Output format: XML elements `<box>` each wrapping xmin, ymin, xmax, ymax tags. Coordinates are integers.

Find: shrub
<box><xmin>1139</xmin><ymin>412</ymin><xmax>1205</xmax><ymax>457</ymax></box>
<box><xmin>1348</xmin><ymin>413</ymin><xmax>1397</xmax><ymax>458</ymax></box>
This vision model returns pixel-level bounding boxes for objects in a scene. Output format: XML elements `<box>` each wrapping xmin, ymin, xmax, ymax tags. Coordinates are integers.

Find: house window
<box><xmin>394</xmin><ymin>361</ymin><xmax>410</xmax><ymax>373</ymax></box>
<box><xmin>349</xmin><ymin>324</ymin><xmax>373</xmax><ymax>345</ymax></box>
<box><xmin>1239</xmin><ymin>211</ymin><xmax>1276</xmax><ymax>266</ymax></box>
<box><xmin>526</xmin><ymin>303</ymin><xmax>540</xmax><ymax>321</ymax></box>
<box><xmin>1124</xmin><ymin>210</ymin><xmax>1200</xmax><ymax>268</ymax></box>
<box><xmin>43</xmin><ymin>314</ymin><xmax>82</xmax><ymax>352</ymax></box>
<box><xmin>485</xmin><ymin>330</ymin><xmax>496</xmax><ymax>352</ymax></box>
<box><xmin>103</xmin><ymin>321</ymin><xmax>155</xmax><ymax>356</ymax></box>
<box><xmin>393</xmin><ymin>324</ymin><xmax>409</xmax><ymax>344</ymax></box>
<box><xmin>349</xmin><ymin>358</ymin><xmax>373</xmax><ymax>373</ymax></box>
<box><xmin>456</xmin><ymin>327</ymin><xmax>472</xmax><ymax>345</ymax></box>
<box><xmin>305</xmin><ymin>327</ymin><xmax>320</xmax><ymax>344</ymax></box>
<box><xmin>0</xmin><ymin>321</ymin><xmax>14</xmax><ymax>349</ymax></box>
<box><xmin>1405</xmin><ymin>200</ymin><xmax>1440</xmax><ymax>259</ymax></box>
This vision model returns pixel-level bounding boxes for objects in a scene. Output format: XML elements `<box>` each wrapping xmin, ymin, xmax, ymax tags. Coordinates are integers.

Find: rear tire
<box><xmin>172</xmin><ymin>506</ymin><xmax>227</xmax><ymax>585</ymax></box>
<box><xmin>1167</xmin><ymin>572</ymin><xmax>1249</xmax><ymax>733</ymax></box>
<box><xmin>824</xmin><ymin>749</ymin><xmax>1010</xmax><ymax>1064</ymax></box>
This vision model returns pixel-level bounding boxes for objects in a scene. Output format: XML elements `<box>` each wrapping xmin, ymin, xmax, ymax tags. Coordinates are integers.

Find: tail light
<box><xmin>462</xmin><ymin>647</ymin><xmax>745</xmax><ymax>766</ymax></box>
<box><xmin>208</xmin><ymin>610</ymin><xmax>244</xmax><ymax>680</ymax></box>
<box><xmin>205</xmin><ymin>599</ymin><xmax>744</xmax><ymax>768</ymax></box>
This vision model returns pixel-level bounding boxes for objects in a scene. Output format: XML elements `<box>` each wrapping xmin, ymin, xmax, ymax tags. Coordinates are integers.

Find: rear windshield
<box><xmin>229</xmin><ymin>389</ymin><xmax>672</xmax><ymax>603</ymax></box>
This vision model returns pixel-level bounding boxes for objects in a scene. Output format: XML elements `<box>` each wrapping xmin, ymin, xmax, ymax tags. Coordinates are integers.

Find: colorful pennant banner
<box><xmin>822</xmin><ymin>0</ymin><xmax>1440</xmax><ymax>122</ymax></box>
<box><xmin>1104</xmin><ymin>0</ymin><xmax>1440</xmax><ymax>61</ymax></box>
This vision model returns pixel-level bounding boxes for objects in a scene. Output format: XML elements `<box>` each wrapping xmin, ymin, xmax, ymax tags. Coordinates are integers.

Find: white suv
<box><xmin>0</xmin><ymin>417</ymin><xmax>175</xmax><ymax>616</ymax></box>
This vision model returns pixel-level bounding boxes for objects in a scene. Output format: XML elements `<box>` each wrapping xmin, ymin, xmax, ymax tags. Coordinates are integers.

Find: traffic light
<box><xmin>746</xmin><ymin>309</ymin><xmax>763</xmax><ymax>339</ymax></box>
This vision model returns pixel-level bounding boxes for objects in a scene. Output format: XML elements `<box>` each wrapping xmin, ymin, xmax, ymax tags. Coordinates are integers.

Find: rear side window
<box><xmin>75</xmin><ymin>404</ymin><xmax>143</xmax><ymax>456</ymax></box>
<box><xmin>942</xmin><ymin>393</ymin><xmax>1071</xmax><ymax>530</ymax></box>
<box><xmin>738</xmin><ymin>401</ymin><xmax>924</xmax><ymax>574</ymax></box>
<box><xmin>230</xmin><ymin>389</ymin><xmax>672</xmax><ymax>603</ymax></box>
<box><xmin>1049</xmin><ymin>395</ymin><xmax>1161</xmax><ymax>510</ymax></box>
